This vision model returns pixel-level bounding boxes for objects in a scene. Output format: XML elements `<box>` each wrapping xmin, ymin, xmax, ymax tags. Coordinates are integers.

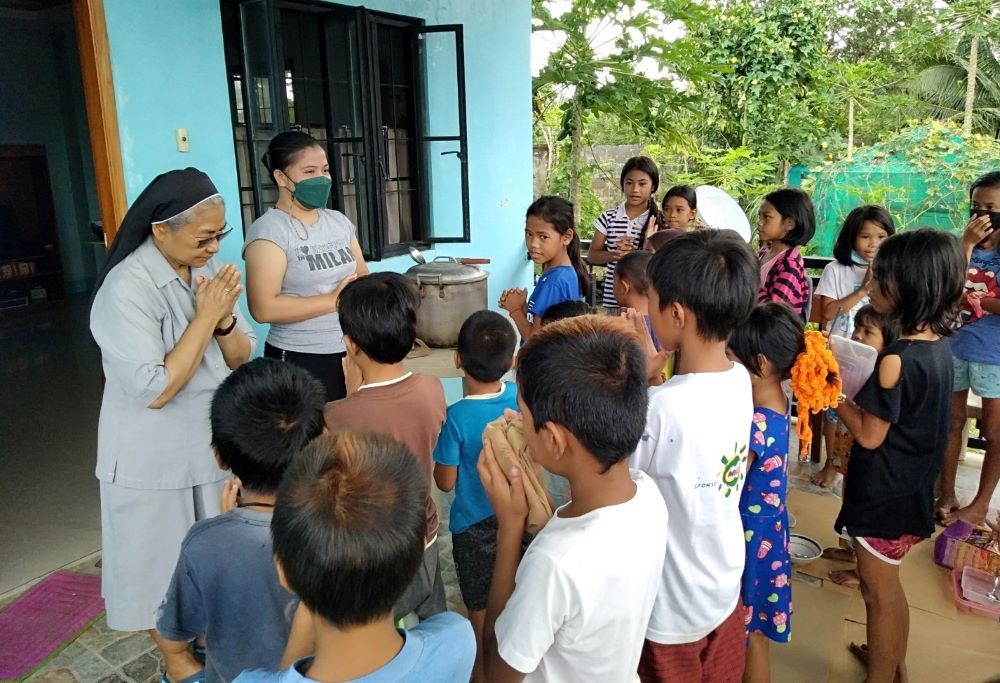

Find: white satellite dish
<box><xmin>695</xmin><ymin>185</ymin><xmax>752</xmax><ymax>243</ymax></box>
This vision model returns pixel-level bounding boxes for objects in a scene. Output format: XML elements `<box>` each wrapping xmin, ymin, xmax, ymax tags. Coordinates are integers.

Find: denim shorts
<box><xmin>952</xmin><ymin>356</ymin><xmax>1000</xmax><ymax>399</ymax></box>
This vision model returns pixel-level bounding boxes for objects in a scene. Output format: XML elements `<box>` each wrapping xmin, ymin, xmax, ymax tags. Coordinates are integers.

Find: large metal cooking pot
<box><xmin>405</xmin><ymin>256</ymin><xmax>489</xmax><ymax>348</ymax></box>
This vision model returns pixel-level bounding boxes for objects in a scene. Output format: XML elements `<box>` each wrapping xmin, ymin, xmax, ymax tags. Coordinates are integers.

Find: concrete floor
<box><xmin>2</xmin><ymin>300</ymin><xmax>998</xmax><ymax>681</ymax></box>
<box><xmin>0</xmin><ymin>296</ymin><xmax>103</xmax><ymax>596</ymax></box>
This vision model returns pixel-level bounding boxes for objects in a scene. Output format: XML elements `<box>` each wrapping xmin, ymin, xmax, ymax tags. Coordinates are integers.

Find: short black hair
<box><xmin>614</xmin><ymin>250</ymin><xmax>652</xmax><ymax>294</ymax></box>
<box><xmin>764</xmin><ymin>188</ymin><xmax>816</xmax><ymax>247</ymax></box>
<box><xmin>872</xmin><ymin>229</ymin><xmax>965</xmax><ymax>337</ymax></box>
<box><xmin>211</xmin><ymin>358</ymin><xmax>325</xmax><ymax>492</ymax></box>
<box><xmin>662</xmin><ymin>184</ymin><xmax>697</xmax><ymax>211</ymax></box>
<box><xmin>338</xmin><ymin>273</ymin><xmax>419</xmax><ymax>364</ymax></box>
<box><xmin>832</xmin><ymin>205</ymin><xmax>896</xmax><ymax>266</ymax></box>
<box><xmin>647</xmin><ymin>229</ymin><xmax>759</xmax><ymax>341</ymax></box>
<box><xmin>854</xmin><ymin>304</ymin><xmax>901</xmax><ymax>347</ymax></box>
<box><xmin>272</xmin><ymin>431</ymin><xmax>428</xmax><ymax>628</ymax></box>
<box><xmin>970</xmin><ymin>171</ymin><xmax>1000</xmax><ymax>200</ymax></box>
<box><xmin>517</xmin><ymin>316</ymin><xmax>647</xmax><ymax>472</ymax></box>
<box><xmin>540</xmin><ymin>300</ymin><xmax>591</xmax><ymax>325</ymax></box>
<box><xmin>728</xmin><ymin>303</ymin><xmax>805</xmax><ymax>378</ymax></box>
<box><xmin>457</xmin><ymin>311</ymin><xmax>516</xmax><ymax>383</ymax></box>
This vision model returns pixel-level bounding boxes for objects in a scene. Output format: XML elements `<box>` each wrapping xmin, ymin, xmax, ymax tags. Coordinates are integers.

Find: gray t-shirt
<box><xmin>245</xmin><ymin>208</ymin><xmax>358</xmax><ymax>354</ymax></box>
<box><xmin>156</xmin><ymin>508</ymin><xmax>298</xmax><ymax>683</ymax></box>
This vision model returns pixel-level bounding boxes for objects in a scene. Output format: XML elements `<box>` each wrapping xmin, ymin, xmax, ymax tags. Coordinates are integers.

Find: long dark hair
<box><xmin>262</xmin><ymin>131</ymin><xmax>324</xmax><ymax>177</ymax></box>
<box><xmin>525</xmin><ymin>196</ymin><xmax>590</xmax><ymax>295</ymax></box>
<box><xmin>620</xmin><ymin>156</ymin><xmax>663</xmax><ymax>249</ymax></box>
<box><xmin>832</xmin><ymin>205</ymin><xmax>895</xmax><ymax>266</ymax></box>
<box><xmin>873</xmin><ymin>229</ymin><xmax>965</xmax><ymax>337</ymax></box>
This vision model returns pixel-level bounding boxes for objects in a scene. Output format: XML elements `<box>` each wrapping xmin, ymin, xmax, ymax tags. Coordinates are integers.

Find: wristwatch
<box><xmin>214</xmin><ymin>315</ymin><xmax>238</xmax><ymax>337</ymax></box>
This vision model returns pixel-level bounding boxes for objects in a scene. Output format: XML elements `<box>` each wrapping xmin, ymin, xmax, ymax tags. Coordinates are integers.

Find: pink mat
<box><xmin>0</xmin><ymin>571</ymin><xmax>104</xmax><ymax>680</ymax></box>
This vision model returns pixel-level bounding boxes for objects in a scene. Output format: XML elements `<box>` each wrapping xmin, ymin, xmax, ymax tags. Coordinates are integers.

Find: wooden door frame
<box><xmin>72</xmin><ymin>0</ymin><xmax>126</xmax><ymax>248</ymax></box>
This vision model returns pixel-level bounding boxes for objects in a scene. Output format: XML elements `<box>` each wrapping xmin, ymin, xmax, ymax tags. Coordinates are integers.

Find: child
<box><xmin>235</xmin><ymin>431</ymin><xmax>476</xmax><ymax>682</ymax></box>
<box><xmin>500</xmin><ymin>196</ymin><xmax>589</xmax><ymax>339</ymax></box>
<box><xmin>812</xmin><ymin>205</ymin><xmax>895</xmax><ymax>487</ymax></box>
<box><xmin>756</xmin><ymin>188</ymin><xmax>815</xmax><ymax>320</ymax></box>
<box><xmin>613</xmin><ymin>250</ymin><xmax>659</xmax><ymax>350</ymax></box>
<box><xmin>632</xmin><ymin>229</ymin><xmax>759</xmax><ymax>683</ymax></box>
<box><xmin>480</xmin><ymin>316</ymin><xmax>668</xmax><ymax>682</ymax></box>
<box><xmin>323</xmin><ymin>272</ymin><xmax>447</xmax><ymax>620</ymax></box>
<box><xmin>432</xmin><ymin>310</ymin><xmax>519</xmax><ymax>683</ymax></box>
<box><xmin>153</xmin><ymin>358</ymin><xmax>325</xmax><ymax>683</ymax></box>
<box><xmin>833</xmin><ymin>229</ymin><xmax>965</xmax><ymax>682</ymax></box>
<box><xmin>727</xmin><ymin>303</ymin><xmax>805</xmax><ymax>683</ymax></box>
<box><xmin>938</xmin><ymin>171</ymin><xmax>1000</xmax><ymax>526</ymax></box>
<box><xmin>822</xmin><ymin>304</ymin><xmax>901</xmax><ymax>589</ymax></box>
<box><xmin>662</xmin><ymin>184</ymin><xmax>698</xmax><ymax>231</ymax></box>
<box><xmin>539</xmin><ymin>299</ymin><xmax>590</xmax><ymax>325</ymax></box>
<box><xmin>589</xmin><ymin>156</ymin><xmax>663</xmax><ymax>312</ymax></box>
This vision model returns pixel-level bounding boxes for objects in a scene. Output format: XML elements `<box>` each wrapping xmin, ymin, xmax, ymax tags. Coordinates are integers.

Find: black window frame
<box><xmin>221</xmin><ymin>0</ymin><xmax>471</xmax><ymax>261</ymax></box>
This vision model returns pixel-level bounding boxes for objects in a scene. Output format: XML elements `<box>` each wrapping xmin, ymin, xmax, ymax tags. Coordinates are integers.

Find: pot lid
<box><xmin>405</xmin><ymin>257</ymin><xmax>488</xmax><ymax>284</ymax></box>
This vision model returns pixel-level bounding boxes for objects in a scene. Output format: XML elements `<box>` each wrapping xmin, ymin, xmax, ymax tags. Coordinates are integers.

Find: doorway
<box><xmin>0</xmin><ymin>0</ymin><xmax>106</xmax><ymax>596</ymax></box>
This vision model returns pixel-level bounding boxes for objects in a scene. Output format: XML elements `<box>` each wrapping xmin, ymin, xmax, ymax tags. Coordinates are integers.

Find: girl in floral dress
<box><xmin>728</xmin><ymin>303</ymin><xmax>805</xmax><ymax>683</ymax></box>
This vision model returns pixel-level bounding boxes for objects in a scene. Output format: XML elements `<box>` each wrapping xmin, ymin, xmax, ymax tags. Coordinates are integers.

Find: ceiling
<box><xmin>0</xmin><ymin>0</ymin><xmax>70</xmax><ymax>10</ymax></box>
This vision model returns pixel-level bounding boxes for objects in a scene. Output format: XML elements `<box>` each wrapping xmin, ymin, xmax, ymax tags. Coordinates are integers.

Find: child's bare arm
<box><xmin>835</xmin><ymin>354</ymin><xmax>900</xmax><ymax>449</ymax></box>
<box><xmin>433</xmin><ymin>463</ymin><xmax>458</xmax><ymax>492</ymax></box>
<box><xmin>151</xmin><ymin>631</ymin><xmax>202</xmax><ymax>683</ymax></box>
<box><xmin>478</xmin><ymin>441</ymin><xmax>529</xmax><ymax>683</ymax></box>
<box><xmin>280</xmin><ymin>603</ymin><xmax>315</xmax><ymax>668</ymax></box>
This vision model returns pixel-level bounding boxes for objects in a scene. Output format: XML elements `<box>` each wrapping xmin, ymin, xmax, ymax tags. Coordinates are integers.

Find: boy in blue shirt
<box><xmin>153</xmin><ymin>358</ymin><xmax>326</xmax><ymax>683</ymax></box>
<box><xmin>433</xmin><ymin>310</ymin><xmax>519</xmax><ymax>682</ymax></box>
<box><xmin>236</xmin><ymin>431</ymin><xmax>475</xmax><ymax>683</ymax></box>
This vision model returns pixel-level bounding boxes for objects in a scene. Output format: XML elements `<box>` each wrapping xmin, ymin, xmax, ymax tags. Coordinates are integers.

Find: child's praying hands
<box><xmin>477</xmin><ymin>439</ymin><xmax>529</xmax><ymax>530</ymax></box>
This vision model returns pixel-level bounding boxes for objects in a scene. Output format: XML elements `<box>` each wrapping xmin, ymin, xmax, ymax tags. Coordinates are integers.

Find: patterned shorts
<box><xmin>952</xmin><ymin>356</ymin><xmax>1000</xmax><ymax>398</ymax></box>
<box><xmin>852</xmin><ymin>534</ymin><xmax>924</xmax><ymax>565</ymax></box>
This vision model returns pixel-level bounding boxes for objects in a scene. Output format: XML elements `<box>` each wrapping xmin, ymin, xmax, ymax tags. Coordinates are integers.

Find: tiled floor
<box><xmin>3</xmin><ymin>299</ymin><xmax>997</xmax><ymax>681</ymax></box>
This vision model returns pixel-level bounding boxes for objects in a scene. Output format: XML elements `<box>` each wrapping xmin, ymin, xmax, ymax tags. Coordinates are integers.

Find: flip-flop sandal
<box><xmin>406</xmin><ymin>338</ymin><xmax>433</xmax><ymax>359</ymax></box>
<box><xmin>848</xmin><ymin>642</ymin><xmax>869</xmax><ymax>666</ymax></box>
<box><xmin>822</xmin><ymin>547</ymin><xmax>856</xmax><ymax>562</ymax></box>
<box><xmin>828</xmin><ymin>569</ymin><xmax>861</xmax><ymax>588</ymax></box>
<box><xmin>161</xmin><ymin>672</ymin><xmax>205</xmax><ymax>683</ymax></box>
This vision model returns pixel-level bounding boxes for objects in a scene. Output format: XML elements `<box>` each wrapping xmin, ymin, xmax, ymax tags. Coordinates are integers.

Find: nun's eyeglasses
<box><xmin>196</xmin><ymin>226</ymin><xmax>233</xmax><ymax>248</ymax></box>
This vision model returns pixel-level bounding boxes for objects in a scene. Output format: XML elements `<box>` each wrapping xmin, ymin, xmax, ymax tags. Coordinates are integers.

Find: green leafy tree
<box><xmin>909</xmin><ymin>1</ymin><xmax>1000</xmax><ymax>137</ymax></box>
<box><xmin>689</xmin><ymin>0</ymin><xmax>830</xmax><ymax>169</ymax></box>
<box><xmin>532</xmin><ymin>0</ymin><xmax>711</xmax><ymax>217</ymax></box>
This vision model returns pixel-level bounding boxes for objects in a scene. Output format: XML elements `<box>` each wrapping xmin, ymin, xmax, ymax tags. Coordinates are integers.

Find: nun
<box><xmin>90</xmin><ymin>168</ymin><xmax>256</xmax><ymax>631</ymax></box>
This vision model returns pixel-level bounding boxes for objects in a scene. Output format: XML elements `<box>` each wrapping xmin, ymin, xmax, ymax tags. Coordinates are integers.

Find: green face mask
<box><xmin>291</xmin><ymin>176</ymin><xmax>332</xmax><ymax>210</ymax></box>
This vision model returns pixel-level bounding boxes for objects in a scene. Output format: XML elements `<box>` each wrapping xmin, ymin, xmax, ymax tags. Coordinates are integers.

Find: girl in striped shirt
<box><xmin>589</xmin><ymin>156</ymin><xmax>663</xmax><ymax>313</ymax></box>
<box><xmin>756</xmin><ymin>188</ymin><xmax>816</xmax><ymax>319</ymax></box>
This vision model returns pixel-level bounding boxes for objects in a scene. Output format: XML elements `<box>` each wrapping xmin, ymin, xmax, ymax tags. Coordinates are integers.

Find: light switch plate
<box><xmin>176</xmin><ymin>128</ymin><xmax>190</xmax><ymax>153</ymax></box>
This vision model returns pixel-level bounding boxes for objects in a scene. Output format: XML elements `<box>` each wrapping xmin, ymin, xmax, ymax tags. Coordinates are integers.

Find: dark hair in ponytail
<box><xmin>525</xmin><ymin>196</ymin><xmax>591</xmax><ymax>295</ymax></box>
<box><xmin>663</xmin><ymin>185</ymin><xmax>697</xmax><ymax>211</ymax></box>
<box><xmin>262</xmin><ymin>131</ymin><xmax>324</xmax><ymax>177</ymax></box>
<box><xmin>620</xmin><ymin>157</ymin><xmax>662</xmax><ymax>250</ymax></box>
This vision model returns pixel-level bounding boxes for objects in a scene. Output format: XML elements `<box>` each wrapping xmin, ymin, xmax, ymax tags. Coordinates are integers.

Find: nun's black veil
<box><xmin>91</xmin><ymin>168</ymin><xmax>220</xmax><ymax>302</ymax></box>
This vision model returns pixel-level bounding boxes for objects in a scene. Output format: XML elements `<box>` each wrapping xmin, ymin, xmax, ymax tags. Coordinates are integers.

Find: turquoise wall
<box><xmin>102</xmin><ymin>0</ymin><xmax>533</xmax><ymax>400</ymax></box>
<box><xmin>0</xmin><ymin>6</ymin><xmax>100</xmax><ymax>294</ymax></box>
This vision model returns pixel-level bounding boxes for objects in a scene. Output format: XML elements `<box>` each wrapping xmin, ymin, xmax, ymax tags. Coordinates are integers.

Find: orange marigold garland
<box><xmin>790</xmin><ymin>330</ymin><xmax>843</xmax><ymax>458</ymax></box>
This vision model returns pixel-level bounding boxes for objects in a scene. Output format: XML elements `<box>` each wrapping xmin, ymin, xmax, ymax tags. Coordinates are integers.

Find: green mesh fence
<box><xmin>806</xmin><ymin>124</ymin><xmax>1000</xmax><ymax>257</ymax></box>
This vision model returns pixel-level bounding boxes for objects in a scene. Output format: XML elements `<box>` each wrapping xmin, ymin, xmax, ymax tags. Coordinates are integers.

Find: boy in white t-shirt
<box><xmin>479</xmin><ymin>316</ymin><xmax>668</xmax><ymax>683</ymax></box>
<box><xmin>632</xmin><ymin>229</ymin><xmax>758</xmax><ymax>683</ymax></box>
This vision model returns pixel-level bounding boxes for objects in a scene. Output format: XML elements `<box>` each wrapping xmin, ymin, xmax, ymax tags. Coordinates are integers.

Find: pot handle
<box><xmin>458</xmin><ymin>258</ymin><xmax>491</xmax><ymax>265</ymax></box>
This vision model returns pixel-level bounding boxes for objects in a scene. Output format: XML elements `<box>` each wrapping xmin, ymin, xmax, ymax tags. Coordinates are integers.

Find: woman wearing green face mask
<box><xmin>244</xmin><ymin>131</ymin><xmax>369</xmax><ymax>401</ymax></box>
